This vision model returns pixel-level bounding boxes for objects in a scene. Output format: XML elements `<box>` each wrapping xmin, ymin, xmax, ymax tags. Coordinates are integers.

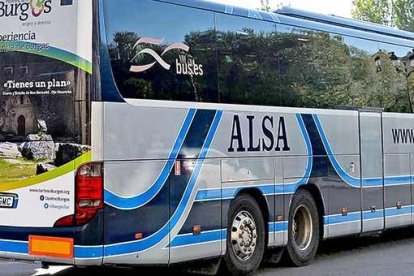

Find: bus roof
<box><xmin>277</xmin><ymin>7</ymin><xmax>414</xmax><ymax>41</ymax></box>
<box><xmin>155</xmin><ymin>0</ymin><xmax>414</xmax><ymax>45</ymax></box>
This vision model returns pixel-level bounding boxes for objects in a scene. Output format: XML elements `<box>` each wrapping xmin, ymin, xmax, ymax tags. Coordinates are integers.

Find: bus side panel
<box><xmin>102</xmin><ymin>103</ymin><xmax>227</xmax><ymax>264</ymax></box>
<box><xmin>313</xmin><ymin>113</ymin><xmax>361</xmax><ymax>238</ymax></box>
<box><xmin>273</xmin><ymin>159</ymin><xmax>285</xmax><ymax>247</ymax></box>
<box><xmin>281</xmin><ymin>112</ymin><xmax>361</xmax><ymax>240</ymax></box>
<box><xmin>383</xmin><ymin>114</ymin><xmax>414</xmax><ymax>229</ymax></box>
<box><xmin>169</xmin><ymin>159</ymin><xmax>222</xmax><ymax>263</ymax></box>
<box><xmin>282</xmin><ymin>156</ymin><xmax>311</xmax><ymax>242</ymax></box>
<box><xmin>384</xmin><ymin>154</ymin><xmax>411</xmax><ymax>228</ymax></box>
<box><xmin>102</xmin><ymin>103</ymin><xmax>191</xmax><ymax>264</ymax></box>
<box><xmin>219</xmin><ymin>157</ymin><xmax>276</xmax><ymax>254</ymax></box>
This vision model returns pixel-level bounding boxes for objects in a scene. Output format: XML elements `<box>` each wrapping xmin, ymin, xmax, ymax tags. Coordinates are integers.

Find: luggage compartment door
<box><xmin>359</xmin><ymin>111</ymin><xmax>384</xmax><ymax>232</ymax></box>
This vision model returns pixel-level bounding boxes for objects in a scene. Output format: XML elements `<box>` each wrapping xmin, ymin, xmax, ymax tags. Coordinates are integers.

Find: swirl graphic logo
<box><xmin>130</xmin><ymin>37</ymin><xmax>190</xmax><ymax>73</ymax></box>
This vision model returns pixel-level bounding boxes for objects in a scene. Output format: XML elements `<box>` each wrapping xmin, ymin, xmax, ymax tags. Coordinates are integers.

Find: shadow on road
<box><xmin>46</xmin><ymin>226</ymin><xmax>414</xmax><ymax>276</ymax></box>
<box><xmin>317</xmin><ymin>226</ymin><xmax>414</xmax><ymax>257</ymax></box>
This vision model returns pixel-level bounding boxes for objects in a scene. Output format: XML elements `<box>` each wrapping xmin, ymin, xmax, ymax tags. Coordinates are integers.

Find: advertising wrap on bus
<box><xmin>0</xmin><ymin>0</ymin><xmax>92</xmax><ymax>228</ymax></box>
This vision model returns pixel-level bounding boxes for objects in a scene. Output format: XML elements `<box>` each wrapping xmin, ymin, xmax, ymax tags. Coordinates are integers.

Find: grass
<box><xmin>0</xmin><ymin>158</ymin><xmax>37</xmax><ymax>182</ymax></box>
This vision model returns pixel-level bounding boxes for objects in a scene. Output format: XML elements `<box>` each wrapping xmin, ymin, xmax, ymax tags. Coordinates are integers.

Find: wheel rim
<box><xmin>292</xmin><ymin>205</ymin><xmax>313</xmax><ymax>251</ymax></box>
<box><xmin>230</xmin><ymin>210</ymin><xmax>258</xmax><ymax>261</ymax></box>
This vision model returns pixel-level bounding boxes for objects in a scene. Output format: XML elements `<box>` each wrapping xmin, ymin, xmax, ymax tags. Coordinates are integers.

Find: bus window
<box><xmin>105</xmin><ymin>0</ymin><xmax>217</xmax><ymax>103</ymax></box>
<box><xmin>216</xmin><ymin>14</ymin><xmax>279</xmax><ymax>106</ymax></box>
<box><xmin>378</xmin><ymin>42</ymin><xmax>414</xmax><ymax>113</ymax></box>
<box><xmin>276</xmin><ymin>24</ymin><xmax>380</xmax><ymax>109</ymax></box>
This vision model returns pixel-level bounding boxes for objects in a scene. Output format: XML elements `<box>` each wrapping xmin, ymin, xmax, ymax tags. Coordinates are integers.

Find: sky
<box><xmin>211</xmin><ymin>0</ymin><xmax>354</xmax><ymax>18</ymax></box>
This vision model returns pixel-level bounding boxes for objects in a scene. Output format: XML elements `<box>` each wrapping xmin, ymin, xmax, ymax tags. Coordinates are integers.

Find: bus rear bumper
<box><xmin>0</xmin><ymin>211</ymin><xmax>104</xmax><ymax>266</ymax></box>
<box><xmin>0</xmin><ymin>252</ymin><xmax>102</xmax><ymax>266</ymax></box>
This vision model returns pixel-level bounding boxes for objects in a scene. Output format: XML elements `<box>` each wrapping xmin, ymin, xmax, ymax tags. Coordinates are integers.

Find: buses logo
<box><xmin>130</xmin><ymin>37</ymin><xmax>204</xmax><ymax>76</ymax></box>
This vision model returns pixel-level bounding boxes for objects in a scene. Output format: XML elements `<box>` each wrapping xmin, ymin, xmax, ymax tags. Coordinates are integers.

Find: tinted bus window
<box><xmin>105</xmin><ymin>0</ymin><xmax>217</xmax><ymax>102</ymax></box>
<box><xmin>338</xmin><ymin>36</ymin><xmax>380</xmax><ymax>110</ymax></box>
<box><xmin>377</xmin><ymin>43</ymin><xmax>413</xmax><ymax>113</ymax></box>
<box><xmin>216</xmin><ymin>14</ymin><xmax>279</xmax><ymax>106</ymax></box>
<box><xmin>277</xmin><ymin>24</ymin><xmax>379</xmax><ymax>109</ymax></box>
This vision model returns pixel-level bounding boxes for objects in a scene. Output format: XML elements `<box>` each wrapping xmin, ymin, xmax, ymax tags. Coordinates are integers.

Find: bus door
<box><xmin>359</xmin><ymin>110</ymin><xmax>384</xmax><ymax>232</ymax></box>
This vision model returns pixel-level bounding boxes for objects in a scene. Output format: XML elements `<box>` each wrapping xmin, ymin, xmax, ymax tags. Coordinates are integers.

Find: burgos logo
<box><xmin>130</xmin><ymin>37</ymin><xmax>204</xmax><ymax>76</ymax></box>
<box><xmin>0</xmin><ymin>0</ymin><xmax>52</xmax><ymax>21</ymax></box>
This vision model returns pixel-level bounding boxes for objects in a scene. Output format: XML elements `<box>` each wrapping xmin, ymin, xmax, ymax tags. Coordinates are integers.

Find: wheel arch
<box><xmin>234</xmin><ymin>188</ymin><xmax>270</xmax><ymax>244</ymax></box>
<box><xmin>296</xmin><ymin>184</ymin><xmax>326</xmax><ymax>239</ymax></box>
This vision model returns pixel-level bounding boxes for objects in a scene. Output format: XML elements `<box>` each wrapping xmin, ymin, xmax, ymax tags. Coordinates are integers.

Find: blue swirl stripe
<box><xmin>313</xmin><ymin>114</ymin><xmax>413</xmax><ymax>188</ymax></box>
<box><xmin>0</xmin><ymin>239</ymin><xmax>27</xmax><ymax>254</ymax></box>
<box><xmin>171</xmin><ymin>222</ymin><xmax>289</xmax><ymax>249</ymax></box>
<box><xmin>104</xmin><ymin>109</ymin><xmax>196</xmax><ymax>210</ymax></box>
<box><xmin>170</xmin><ymin>229</ymin><xmax>226</xmax><ymax>248</ymax></box>
<box><xmin>324</xmin><ymin>211</ymin><xmax>361</xmax><ymax>225</ymax></box>
<box><xmin>325</xmin><ymin>205</ymin><xmax>412</xmax><ymax>226</ymax></box>
<box><xmin>269</xmin><ymin>221</ymin><xmax>288</xmax><ymax>233</ymax></box>
<box><xmin>104</xmin><ymin>111</ymin><xmax>223</xmax><ymax>257</ymax></box>
<box><xmin>384</xmin><ymin>176</ymin><xmax>411</xmax><ymax>186</ymax></box>
<box><xmin>0</xmin><ymin>205</ymin><xmax>410</xmax><ymax>258</ymax></box>
<box><xmin>362</xmin><ymin>209</ymin><xmax>384</xmax><ymax>220</ymax></box>
<box><xmin>289</xmin><ymin>114</ymin><xmax>313</xmax><ymax>187</ymax></box>
<box><xmin>384</xmin><ymin>205</ymin><xmax>412</xmax><ymax>217</ymax></box>
<box><xmin>195</xmin><ymin>113</ymin><xmax>312</xmax><ymax>202</ymax></box>
<box><xmin>312</xmin><ymin>114</ymin><xmax>361</xmax><ymax>188</ymax></box>
<box><xmin>74</xmin><ymin>245</ymin><xmax>103</xmax><ymax>259</ymax></box>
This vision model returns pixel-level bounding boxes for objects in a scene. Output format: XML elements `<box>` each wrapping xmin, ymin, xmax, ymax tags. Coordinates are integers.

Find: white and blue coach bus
<box><xmin>1</xmin><ymin>0</ymin><xmax>414</xmax><ymax>275</ymax></box>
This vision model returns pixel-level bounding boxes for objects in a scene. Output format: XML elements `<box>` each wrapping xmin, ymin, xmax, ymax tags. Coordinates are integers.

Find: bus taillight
<box><xmin>75</xmin><ymin>162</ymin><xmax>104</xmax><ymax>225</ymax></box>
<box><xmin>54</xmin><ymin>162</ymin><xmax>103</xmax><ymax>227</ymax></box>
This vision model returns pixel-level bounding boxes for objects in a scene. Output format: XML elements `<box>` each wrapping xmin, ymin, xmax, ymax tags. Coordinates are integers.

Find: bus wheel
<box><xmin>224</xmin><ymin>194</ymin><xmax>266</xmax><ymax>275</ymax></box>
<box><xmin>285</xmin><ymin>190</ymin><xmax>319</xmax><ymax>266</ymax></box>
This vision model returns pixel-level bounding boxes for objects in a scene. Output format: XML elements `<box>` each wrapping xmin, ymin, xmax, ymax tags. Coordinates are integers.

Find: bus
<box><xmin>1</xmin><ymin>0</ymin><xmax>414</xmax><ymax>275</ymax></box>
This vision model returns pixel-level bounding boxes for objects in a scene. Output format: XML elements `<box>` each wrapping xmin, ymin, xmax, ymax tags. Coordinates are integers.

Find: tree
<box><xmin>393</xmin><ymin>0</ymin><xmax>414</xmax><ymax>31</ymax></box>
<box><xmin>260</xmin><ymin>0</ymin><xmax>271</xmax><ymax>12</ymax></box>
<box><xmin>352</xmin><ymin>0</ymin><xmax>392</xmax><ymax>25</ymax></box>
<box><xmin>352</xmin><ymin>0</ymin><xmax>414</xmax><ymax>32</ymax></box>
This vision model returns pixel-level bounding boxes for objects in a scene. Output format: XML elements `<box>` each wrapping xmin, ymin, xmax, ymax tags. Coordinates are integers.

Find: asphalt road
<box><xmin>4</xmin><ymin>227</ymin><xmax>414</xmax><ymax>276</ymax></box>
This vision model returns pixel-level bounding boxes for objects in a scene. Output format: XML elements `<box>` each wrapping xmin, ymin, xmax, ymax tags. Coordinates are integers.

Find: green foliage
<box><xmin>108</xmin><ymin>25</ymin><xmax>413</xmax><ymax>112</ymax></box>
<box><xmin>393</xmin><ymin>0</ymin><xmax>414</xmax><ymax>32</ymax></box>
<box><xmin>352</xmin><ymin>0</ymin><xmax>414</xmax><ymax>32</ymax></box>
<box><xmin>260</xmin><ymin>0</ymin><xmax>271</xmax><ymax>12</ymax></box>
<box><xmin>352</xmin><ymin>0</ymin><xmax>391</xmax><ymax>25</ymax></box>
<box><xmin>111</xmin><ymin>32</ymin><xmax>138</xmax><ymax>62</ymax></box>
<box><xmin>123</xmin><ymin>78</ymin><xmax>154</xmax><ymax>99</ymax></box>
<box><xmin>0</xmin><ymin>159</ymin><xmax>36</xmax><ymax>182</ymax></box>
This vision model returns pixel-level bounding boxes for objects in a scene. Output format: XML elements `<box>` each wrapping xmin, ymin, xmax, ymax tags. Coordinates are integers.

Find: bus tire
<box><xmin>224</xmin><ymin>194</ymin><xmax>266</xmax><ymax>276</ymax></box>
<box><xmin>285</xmin><ymin>190</ymin><xmax>320</xmax><ymax>267</ymax></box>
